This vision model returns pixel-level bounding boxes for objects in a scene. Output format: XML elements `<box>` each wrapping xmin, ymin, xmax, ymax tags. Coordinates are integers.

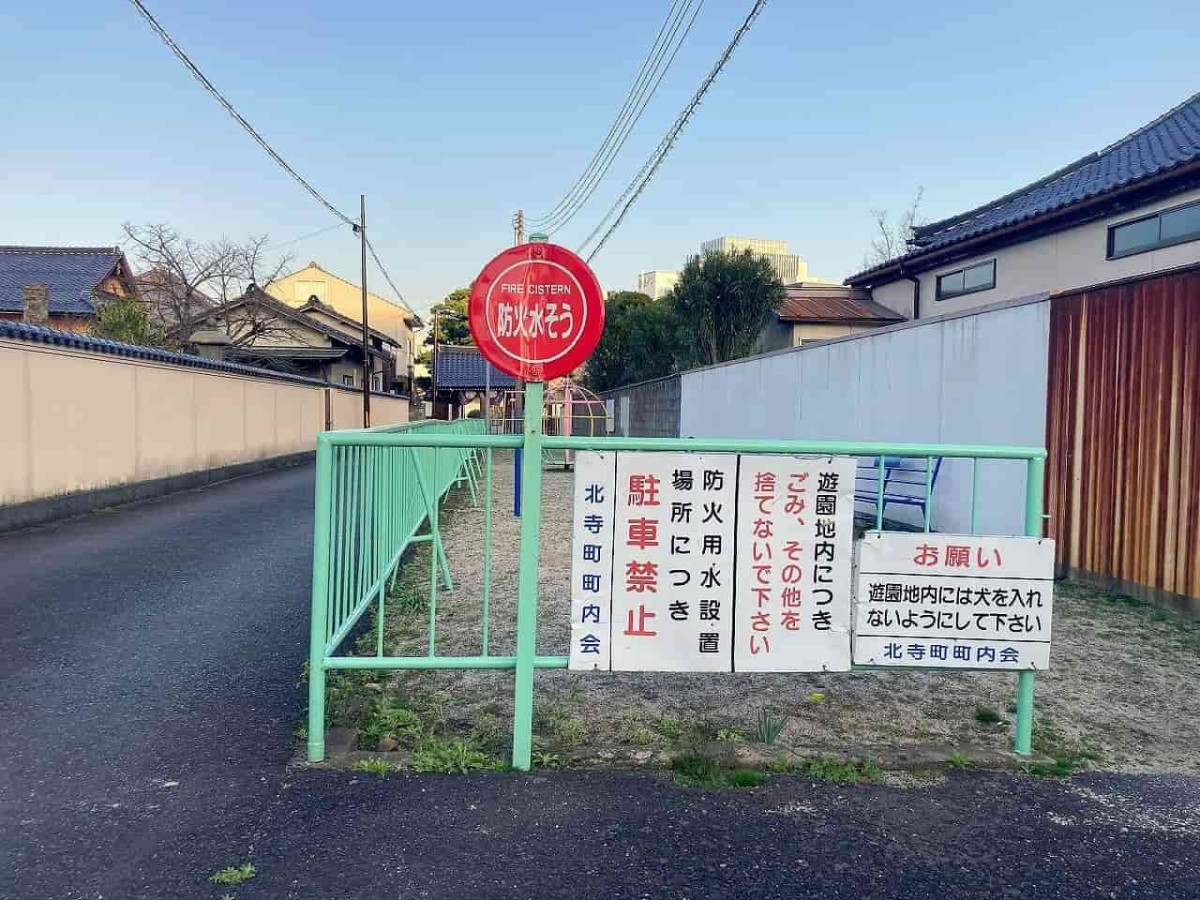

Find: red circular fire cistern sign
<box><xmin>468</xmin><ymin>242</ymin><xmax>605</xmax><ymax>381</ymax></box>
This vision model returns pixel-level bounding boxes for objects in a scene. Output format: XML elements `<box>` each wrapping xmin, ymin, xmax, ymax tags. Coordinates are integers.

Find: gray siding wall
<box><xmin>600</xmin><ymin>376</ymin><xmax>681</xmax><ymax>438</ymax></box>
<box><xmin>677</xmin><ymin>299</ymin><xmax>1052</xmax><ymax>535</ymax></box>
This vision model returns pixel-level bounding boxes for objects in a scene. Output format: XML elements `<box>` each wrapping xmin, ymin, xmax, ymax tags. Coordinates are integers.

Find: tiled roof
<box><xmin>777</xmin><ymin>283</ymin><xmax>905</xmax><ymax>323</ymax></box>
<box><xmin>848</xmin><ymin>91</ymin><xmax>1200</xmax><ymax>284</ymax></box>
<box><xmin>0</xmin><ymin>318</ymin><xmax>328</xmax><ymax>386</ymax></box>
<box><xmin>0</xmin><ymin>246</ymin><xmax>123</xmax><ymax>315</ymax></box>
<box><xmin>434</xmin><ymin>345</ymin><xmax>518</xmax><ymax>389</ymax></box>
<box><xmin>299</xmin><ymin>298</ymin><xmax>397</xmax><ymax>346</ymax></box>
<box><xmin>171</xmin><ymin>287</ymin><xmax>394</xmax><ymax>361</ymax></box>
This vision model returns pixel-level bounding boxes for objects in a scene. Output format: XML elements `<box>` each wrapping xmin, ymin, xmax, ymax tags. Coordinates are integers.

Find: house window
<box><xmin>935</xmin><ymin>259</ymin><xmax>996</xmax><ymax>301</ymax></box>
<box><xmin>342</xmin><ymin>374</ymin><xmax>355</xmax><ymax>386</ymax></box>
<box><xmin>1108</xmin><ymin>199</ymin><xmax>1200</xmax><ymax>259</ymax></box>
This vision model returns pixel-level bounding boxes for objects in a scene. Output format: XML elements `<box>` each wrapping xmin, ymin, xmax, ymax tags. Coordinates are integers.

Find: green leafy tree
<box><xmin>92</xmin><ymin>296</ymin><xmax>167</xmax><ymax>347</ymax></box>
<box><xmin>586</xmin><ymin>291</ymin><xmax>679</xmax><ymax>392</ymax></box>
<box><xmin>424</xmin><ymin>287</ymin><xmax>472</xmax><ymax>346</ymax></box>
<box><xmin>670</xmin><ymin>249</ymin><xmax>785</xmax><ymax>368</ymax></box>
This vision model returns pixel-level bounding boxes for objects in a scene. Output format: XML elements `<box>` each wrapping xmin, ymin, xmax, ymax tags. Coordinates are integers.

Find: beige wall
<box><xmin>871</xmin><ymin>187</ymin><xmax>1200</xmax><ymax>318</ymax></box>
<box><xmin>0</xmin><ymin>338</ymin><xmax>409</xmax><ymax>507</ymax></box>
<box><xmin>326</xmin><ymin>386</ymin><xmax>409</xmax><ymax>429</ymax></box>
<box><xmin>791</xmin><ymin>322</ymin><xmax>882</xmax><ymax>345</ymax></box>
<box><xmin>267</xmin><ymin>264</ymin><xmax>416</xmax><ymax>374</ymax></box>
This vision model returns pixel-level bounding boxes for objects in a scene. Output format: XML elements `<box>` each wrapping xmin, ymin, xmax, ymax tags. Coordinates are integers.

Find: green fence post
<box><xmin>511</xmin><ymin>380</ymin><xmax>544</xmax><ymax>771</ymax></box>
<box><xmin>969</xmin><ymin>457</ymin><xmax>981</xmax><ymax>536</ymax></box>
<box><xmin>307</xmin><ymin>435</ymin><xmax>334</xmax><ymax>763</ymax></box>
<box><xmin>482</xmin><ymin>446</ymin><xmax>493</xmax><ymax>656</ymax></box>
<box><xmin>1014</xmin><ymin>454</ymin><xmax>1046</xmax><ymax>756</ymax></box>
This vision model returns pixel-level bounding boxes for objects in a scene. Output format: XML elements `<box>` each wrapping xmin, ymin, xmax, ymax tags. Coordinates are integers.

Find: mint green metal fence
<box><xmin>307</xmin><ymin>387</ymin><xmax>1047</xmax><ymax>771</ymax></box>
<box><xmin>306</xmin><ymin>417</ymin><xmax>489</xmax><ymax>764</ymax></box>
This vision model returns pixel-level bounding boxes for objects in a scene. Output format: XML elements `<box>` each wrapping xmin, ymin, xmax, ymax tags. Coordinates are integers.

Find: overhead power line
<box><xmin>264</xmin><ymin>221</ymin><xmax>350</xmax><ymax>252</ymax></box>
<box><xmin>127</xmin><ymin>0</ymin><xmax>357</xmax><ymax>227</ymax></box>
<box><xmin>530</xmin><ymin>0</ymin><xmax>690</xmax><ymax>228</ymax></box>
<box><xmin>364</xmin><ymin>236</ymin><xmax>410</xmax><ymax>310</ymax></box>
<box><xmin>129</xmin><ymin>1</ymin><xmax>415</xmax><ymax>317</ymax></box>
<box><xmin>581</xmin><ymin>0</ymin><xmax>768</xmax><ymax>262</ymax></box>
<box><xmin>530</xmin><ymin>0</ymin><xmax>704</xmax><ymax>234</ymax></box>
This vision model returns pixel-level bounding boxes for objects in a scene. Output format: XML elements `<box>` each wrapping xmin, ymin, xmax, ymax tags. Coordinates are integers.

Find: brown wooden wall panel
<box><xmin>1046</xmin><ymin>267</ymin><xmax>1200</xmax><ymax>600</ymax></box>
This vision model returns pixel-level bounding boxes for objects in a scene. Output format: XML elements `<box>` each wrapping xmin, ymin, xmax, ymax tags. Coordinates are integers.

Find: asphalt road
<box><xmin>2</xmin><ymin>466</ymin><xmax>1198</xmax><ymax>899</ymax></box>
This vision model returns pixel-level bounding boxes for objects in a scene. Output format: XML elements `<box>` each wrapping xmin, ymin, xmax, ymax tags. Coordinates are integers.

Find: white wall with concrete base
<box><xmin>678</xmin><ymin>298</ymin><xmax>1051</xmax><ymax>536</ymax></box>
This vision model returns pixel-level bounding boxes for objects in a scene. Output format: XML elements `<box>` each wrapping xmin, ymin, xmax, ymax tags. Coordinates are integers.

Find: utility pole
<box><xmin>358</xmin><ymin>194</ymin><xmax>371</xmax><ymax>428</ymax></box>
<box><xmin>512</xmin><ymin>209</ymin><xmax>526</xmax><ymax>245</ymax></box>
<box><xmin>432</xmin><ymin>307</ymin><xmax>440</xmax><ymax>417</ymax></box>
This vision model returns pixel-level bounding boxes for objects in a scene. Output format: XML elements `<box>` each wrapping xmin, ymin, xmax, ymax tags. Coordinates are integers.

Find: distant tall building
<box><xmin>700</xmin><ymin>236</ymin><xmax>808</xmax><ymax>284</ymax></box>
<box><xmin>636</xmin><ymin>270</ymin><xmax>680</xmax><ymax>300</ymax></box>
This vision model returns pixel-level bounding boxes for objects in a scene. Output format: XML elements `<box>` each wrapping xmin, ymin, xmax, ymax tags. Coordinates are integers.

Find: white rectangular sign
<box><xmin>853</xmin><ymin>532</ymin><xmax>1055</xmax><ymax>670</ymax></box>
<box><xmin>610</xmin><ymin>452</ymin><xmax>738</xmax><ymax>672</ymax></box>
<box><xmin>568</xmin><ymin>451</ymin><xmax>617</xmax><ymax>671</ymax></box>
<box><xmin>733</xmin><ymin>456</ymin><xmax>856</xmax><ymax>672</ymax></box>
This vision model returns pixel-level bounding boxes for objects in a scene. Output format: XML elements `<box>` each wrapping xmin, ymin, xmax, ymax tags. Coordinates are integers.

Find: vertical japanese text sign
<box><xmin>853</xmin><ymin>532</ymin><xmax>1055</xmax><ymax>669</ymax></box>
<box><xmin>611</xmin><ymin>453</ymin><xmax>738</xmax><ymax>672</ymax></box>
<box><xmin>569</xmin><ymin>452</ymin><xmax>617</xmax><ymax>670</ymax></box>
<box><xmin>734</xmin><ymin>456</ymin><xmax>855</xmax><ymax>672</ymax></box>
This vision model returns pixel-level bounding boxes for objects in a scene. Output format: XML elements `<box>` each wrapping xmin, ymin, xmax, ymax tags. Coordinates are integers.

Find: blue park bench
<box><xmin>854</xmin><ymin>455</ymin><xmax>943</xmax><ymax>525</ymax></box>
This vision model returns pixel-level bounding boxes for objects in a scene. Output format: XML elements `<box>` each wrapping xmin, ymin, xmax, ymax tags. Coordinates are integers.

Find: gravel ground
<box><xmin>360</xmin><ymin>452</ymin><xmax>1200</xmax><ymax>773</ymax></box>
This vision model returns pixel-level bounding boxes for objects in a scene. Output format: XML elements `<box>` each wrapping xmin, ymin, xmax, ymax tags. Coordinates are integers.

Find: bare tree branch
<box><xmin>864</xmin><ymin>186</ymin><xmax>925</xmax><ymax>268</ymax></box>
<box><xmin>122</xmin><ymin>223</ymin><xmax>296</xmax><ymax>348</ymax></box>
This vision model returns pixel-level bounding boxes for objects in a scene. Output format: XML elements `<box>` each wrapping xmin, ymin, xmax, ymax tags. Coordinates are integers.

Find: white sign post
<box><xmin>853</xmin><ymin>532</ymin><xmax>1055</xmax><ymax>669</ymax></box>
<box><xmin>610</xmin><ymin>452</ymin><xmax>738</xmax><ymax>672</ymax></box>
<box><xmin>733</xmin><ymin>456</ymin><xmax>855</xmax><ymax>672</ymax></box>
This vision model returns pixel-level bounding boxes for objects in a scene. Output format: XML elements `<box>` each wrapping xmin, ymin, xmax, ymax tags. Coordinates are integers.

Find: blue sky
<box><xmin>1</xmin><ymin>1</ymin><xmax>1197</xmax><ymax>316</ymax></box>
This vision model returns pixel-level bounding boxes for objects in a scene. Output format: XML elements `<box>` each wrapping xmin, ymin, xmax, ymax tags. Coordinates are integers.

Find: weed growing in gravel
<box><xmin>656</xmin><ymin>716</ymin><xmax>687</xmax><ymax>741</ymax></box>
<box><xmin>1021</xmin><ymin>758</ymin><xmax>1080</xmax><ymax>777</ymax></box>
<box><xmin>799</xmin><ymin>755</ymin><xmax>881</xmax><ymax>784</ymax></box>
<box><xmin>974</xmin><ymin>706</ymin><xmax>1003</xmax><ymax>726</ymax></box>
<box><xmin>210</xmin><ymin>863</ymin><xmax>256</xmax><ymax>886</ymax></box>
<box><xmin>536</xmin><ymin>701</ymin><xmax>587</xmax><ymax>750</ymax></box>
<box><xmin>359</xmin><ymin>698</ymin><xmax>423</xmax><ymax>748</ymax></box>
<box><xmin>533</xmin><ymin>750</ymin><xmax>561</xmax><ymax>769</ymax></box>
<box><xmin>555</xmin><ymin>717</ymin><xmax>587</xmax><ymax>748</ymax></box>
<box><xmin>390</xmin><ymin>581</ymin><xmax>429</xmax><ymax>615</ymax></box>
<box><xmin>1025</xmin><ymin>719</ymin><xmax>1103</xmax><ymax>777</ymax></box>
<box><xmin>419</xmin><ymin>692</ymin><xmax>451</xmax><ymax>735</ymax></box>
<box><xmin>615</xmin><ymin>708</ymin><xmax>658</xmax><ymax>747</ymax></box>
<box><xmin>673</xmin><ymin>754</ymin><xmax>721</xmax><ymax>785</ymax></box>
<box><xmin>672</xmin><ymin>755</ymin><xmax>767</xmax><ymax>789</ymax></box>
<box><xmin>752</xmin><ymin>709</ymin><xmax>788</xmax><ymax>745</ymax></box>
<box><xmin>325</xmin><ymin>669</ymin><xmax>378</xmax><ymax>732</ymax></box>
<box><xmin>410</xmin><ymin>738</ymin><xmax>500</xmax><ymax>773</ymax></box>
<box><xmin>716</xmin><ymin>728</ymin><xmax>745</xmax><ymax>744</ymax></box>
<box><xmin>352</xmin><ymin>759</ymin><xmax>398</xmax><ymax>777</ymax></box>
<box><xmin>630</xmin><ymin>725</ymin><xmax>654</xmax><ymax>746</ymax></box>
<box><xmin>469</xmin><ymin>712</ymin><xmax>506</xmax><ymax>754</ymax></box>
<box><xmin>724</xmin><ymin>769</ymin><xmax>769</xmax><ymax>788</ymax></box>
<box><xmin>947</xmin><ymin>751</ymin><xmax>974</xmax><ymax>770</ymax></box>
